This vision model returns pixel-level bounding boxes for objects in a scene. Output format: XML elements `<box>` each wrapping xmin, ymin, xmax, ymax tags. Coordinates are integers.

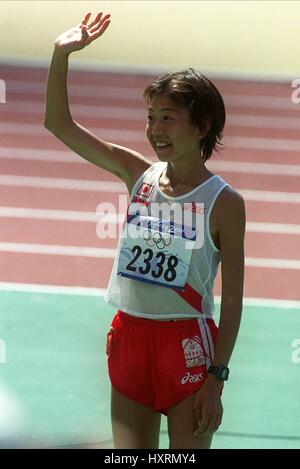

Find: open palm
<box><xmin>54</xmin><ymin>12</ymin><xmax>111</xmax><ymax>54</ymax></box>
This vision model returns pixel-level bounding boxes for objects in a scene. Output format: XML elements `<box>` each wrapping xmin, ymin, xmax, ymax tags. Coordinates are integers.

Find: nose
<box><xmin>149</xmin><ymin>119</ymin><xmax>165</xmax><ymax>137</ymax></box>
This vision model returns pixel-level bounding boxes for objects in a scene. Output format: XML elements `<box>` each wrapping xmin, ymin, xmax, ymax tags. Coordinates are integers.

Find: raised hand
<box><xmin>54</xmin><ymin>12</ymin><xmax>111</xmax><ymax>55</ymax></box>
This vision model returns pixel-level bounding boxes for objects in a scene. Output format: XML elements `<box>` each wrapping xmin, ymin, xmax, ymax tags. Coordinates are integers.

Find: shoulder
<box><xmin>212</xmin><ymin>186</ymin><xmax>246</xmax><ymax>244</ymax></box>
<box><xmin>215</xmin><ymin>185</ymin><xmax>245</xmax><ymax>220</ymax></box>
<box><xmin>223</xmin><ymin>186</ymin><xmax>243</xmax><ymax>201</ymax></box>
<box><xmin>126</xmin><ymin>157</ymin><xmax>153</xmax><ymax>194</ymax></box>
<box><xmin>218</xmin><ymin>187</ymin><xmax>246</xmax><ymax>248</ymax></box>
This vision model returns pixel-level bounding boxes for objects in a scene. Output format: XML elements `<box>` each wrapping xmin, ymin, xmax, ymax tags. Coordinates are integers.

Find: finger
<box><xmin>193</xmin><ymin>404</ymin><xmax>201</xmax><ymax>424</ymax></box>
<box><xmin>207</xmin><ymin>410</ymin><xmax>221</xmax><ymax>434</ymax></box>
<box><xmin>86</xmin><ymin>19</ymin><xmax>111</xmax><ymax>45</ymax></box>
<box><xmin>194</xmin><ymin>411</ymin><xmax>219</xmax><ymax>438</ymax></box>
<box><xmin>194</xmin><ymin>417</ymin><xmax>209</xmax><ymax>437</ymax></box>
<box><xmin>194</xmin><ymin>427</ymin><xmax>212</xmax><ymax>438</ymax></box>
<box><xmin>81</xmin><ymin>12</ymin><xmax>92</xmax><ymax>26</ymax></box>
<box><xmin>89</xmin><ymin>14</ymin><xmax>111</xmax><ymax>34</ymax></box>
<box><xmin>214</xmin><ymin>411</ymin><xmax>223</xmax><ymax>432</ymax></box>
<box><xmin>194</xmin><ymin>427</ymin><xmax>213</xmax><ymax>439</ymax></box>
<box><xmin>87</xmin><ymin>11</ymin><xmax>103</xmax><ymax>29</ymax></box>
<box><xmin>194</xmin><ymin>416</ymin><xmax>215</xmax><ymax>438</ymax></box>
<box><xmin>207</xmin><ymin>419</ymin><xmax>217</xmax><ymax>435</ymax></box>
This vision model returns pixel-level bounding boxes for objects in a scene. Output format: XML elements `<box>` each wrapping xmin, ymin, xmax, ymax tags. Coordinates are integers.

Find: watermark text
<box><xmin>291</xmin><ymin>79</ymin><xmax>300</xmax><ymax>104</ymax></box>
<box><xmin>0</xmin><ymin>339</ymin><xmax>6</xmax><ymax>364</ymax></box>
<box><xmin>291</xmin><ymin>338</ymin><xmax>300</xmax><ymax>364</ymax></box>
<box><xmin>95</xmin><ymin>196</ymin><xmax>204</xmax><ymax>249</ymax></box>
<box><xmin>0</xmin><ymin>79</ymin><xmax>6</xmax><ymax>103</ymax></box>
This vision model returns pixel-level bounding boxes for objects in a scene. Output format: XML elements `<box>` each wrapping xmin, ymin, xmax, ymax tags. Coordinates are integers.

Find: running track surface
<box><xmin>0</xmin><ymin>63</ymin><xmax>300</xmax><ymax>301</ymax></box>
<box><xmin>0</xmin><ymin>63</ymin><xmax>300</xmax><ymax>449</ymax></box>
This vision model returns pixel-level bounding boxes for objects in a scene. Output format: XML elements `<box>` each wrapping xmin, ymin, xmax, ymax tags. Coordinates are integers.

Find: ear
<box><xmin>198</xmin><ymin>118</ymin><xmax>211</xmax><ymax>139</ymax></box>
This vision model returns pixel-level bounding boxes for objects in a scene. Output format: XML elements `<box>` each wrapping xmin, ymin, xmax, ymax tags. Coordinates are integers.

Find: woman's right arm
<box><xmin>44</xmin><ymin>12</ymin><xmax>151</xmax><ymax>192</ymax></box>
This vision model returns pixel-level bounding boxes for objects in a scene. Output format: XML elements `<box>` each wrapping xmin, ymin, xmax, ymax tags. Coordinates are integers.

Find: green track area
<box><xmin>0</xmin><ymin>290</ymin><xmax>299</xmax><ymax>449</ymax></box>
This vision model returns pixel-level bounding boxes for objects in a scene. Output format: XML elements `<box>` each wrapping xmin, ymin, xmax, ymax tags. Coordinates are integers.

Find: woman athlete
<box><xmin>44</xmin><ymin>11</ymin><xmax>245</xmax><ymax>449</ymax></box>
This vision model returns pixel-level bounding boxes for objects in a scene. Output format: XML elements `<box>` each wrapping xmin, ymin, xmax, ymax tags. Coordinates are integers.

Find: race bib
<box><xmin>117</xmin><ymin>212</ymin><xmax>197</xmax><ymax>290</ymax></box>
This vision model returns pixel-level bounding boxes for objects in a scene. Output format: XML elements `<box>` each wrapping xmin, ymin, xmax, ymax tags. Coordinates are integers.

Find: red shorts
<box><xmin>106</xmin><ymin>310</ymin><xmax>218</xmax><ymax>415</ymax></box>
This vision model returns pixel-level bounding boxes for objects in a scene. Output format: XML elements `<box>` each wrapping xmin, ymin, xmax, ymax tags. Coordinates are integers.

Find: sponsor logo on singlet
<box><xmin>131</xmin><ymin>196</ymin><xmax>150</xmax><ymax>206</ymax></box>
<box><xmin>181</xmin><ymin>372</ymin><xmax>204</xmax><ymax>385</ymax></box>
<box><xmin>183</xmin><ymin>202</ymin><xmax>206</xmax><ymax>215</ymax></box>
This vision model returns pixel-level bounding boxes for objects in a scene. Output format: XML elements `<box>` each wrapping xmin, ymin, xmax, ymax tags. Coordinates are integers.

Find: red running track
<box><xmin>0</xmin><ymin>63</ymin><xmax>300</xmax><ymax>301</ymax></box>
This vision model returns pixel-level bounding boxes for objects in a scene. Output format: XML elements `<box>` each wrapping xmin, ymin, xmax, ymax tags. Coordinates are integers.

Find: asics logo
<box><xmin>181</xmin><ymin>372</ymin><xmax>204</xmax><ymax>385</ymax></box>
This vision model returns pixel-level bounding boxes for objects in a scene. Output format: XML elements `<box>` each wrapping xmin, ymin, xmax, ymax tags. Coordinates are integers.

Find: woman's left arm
<box><xmin>212</xmin><ymin>187</ymin><xmax>246</xmax><ymax>368</ymax></box>
<box><xmin>194</xmin><ymin>187</ymin><xmax>246</xmax><ymax>438</ymax></box>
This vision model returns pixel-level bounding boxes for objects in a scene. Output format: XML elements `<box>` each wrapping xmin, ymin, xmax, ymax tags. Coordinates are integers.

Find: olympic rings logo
<box><xmin>143</xmin><ymin>230</ymin><xmax>171</xmax><ymax>250</ymax></box>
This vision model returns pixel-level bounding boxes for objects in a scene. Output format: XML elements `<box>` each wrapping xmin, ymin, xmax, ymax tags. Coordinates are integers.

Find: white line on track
<box><xmin>246</xmin><ymin>222</ymin><xmax>300</xmax><ymax>235</ymax></box>
<box><xmin>0</xmin><ymin>123</ymin><xmax>145</xmax><ymax>141</ymax></box>
<box><xmin>245</xmin><ymin>257</ymin><xmax>300</xmax><ymax>269</ymax></box>
<box><xmin>0</xmin><ymin>281</ymin><xmax>299</xmax><ymax>309</ymax></box>
<box><xmin>1</xmin><ymin>122</ymin><xmax>300</xmax><ymax>152</ymax></box>
<box><xmin>227</xmin><ymin>136</ymin><xmax>300</xmax><ymax>152</ymax></box>
<box><xmin>0</xmin><ymin>281</ymin><xmax>107</xmax><ymax>296</ymax></box>
<box><xmin>207</xmin><ymin>160</ymin><xmax>300</xmax><ymax>176</ymax></box>
<box><xmin>0</xmin><ymin>175</ymin><xmax>125</xmax><ymax>192</ymax></box>
<box><xmin>1</xmin><ymin>147</ymin><xmax>300</xmax><ymax>177</ymax></box>
<box><xmin>0</xmin><ymin>242</ymin><xmax>116</xmax><ymax>258</ymax></box>
<box><xmin>0</xmin><ymin>147</ymin><xmax>77</xmax><ymax>163</ymax></box>
<box><xmin>4</xmin><ymin>80</ymin><xmax>299</xmax><ymax>111</ymax></box>
<box><xmin>1</xmin><ymin>207</ymin><xmax>300</xmax><ymax>234</ymax></box>
<box><xmin>1</xmin><ymin>174</ymin><xmax>300</xmax><ymax>203</ymax></box>
<box><xmin>3</xmin><ymin>101</ymin><xmax>300</xmax><ymax>130</ymax></box>
<box><xmin>238</xmin><ymin>190</ymin><xmax>300</xmax><ymax>203</ymax></box>
<box><xmin>0</xmin><ymin>206</ymin><xmax>124</xmax><ymax>222</ymax></box>
<box><xmin>0</xmin><ymin>242</ymin><xmax>299</xmax><ymax>269</ymax></box>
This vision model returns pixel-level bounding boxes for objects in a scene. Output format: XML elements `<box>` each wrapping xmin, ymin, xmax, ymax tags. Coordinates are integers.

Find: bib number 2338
<box><xmin>117</xmin><ymin>220</ymin><xmax>193</xmax><ymax>290</ymax></box>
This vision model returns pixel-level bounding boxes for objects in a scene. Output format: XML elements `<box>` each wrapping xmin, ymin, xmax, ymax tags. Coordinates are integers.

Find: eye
<box><xmin>146</xmin><ymin>115</ymin><xmax>174</xmax><ymax>122</ymax></box>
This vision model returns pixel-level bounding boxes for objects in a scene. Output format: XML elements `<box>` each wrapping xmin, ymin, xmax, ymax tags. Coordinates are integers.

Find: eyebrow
<box><xmin>147</xmin><ymin>107</ymin><xmax>178</xmax><ymax>113</ymax></box>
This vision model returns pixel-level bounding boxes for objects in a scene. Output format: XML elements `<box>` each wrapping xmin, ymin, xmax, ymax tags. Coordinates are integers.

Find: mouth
<box><xmin>154</xmin><ymin>141</ymin><xmax>173</xmax><ymax>152</ymax></box>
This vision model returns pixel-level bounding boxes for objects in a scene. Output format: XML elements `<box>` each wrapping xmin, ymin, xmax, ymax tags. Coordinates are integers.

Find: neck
<box><xmin>164</xmin><ymin>159</ymin><xmax>211</xmax><ymax>187</ymax></box>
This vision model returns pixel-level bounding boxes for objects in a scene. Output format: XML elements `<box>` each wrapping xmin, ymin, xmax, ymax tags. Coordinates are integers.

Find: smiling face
<box><xmin>146</xmin><ymin>93</ymin><xmax>203</xmax><ymax>164</ymax></box>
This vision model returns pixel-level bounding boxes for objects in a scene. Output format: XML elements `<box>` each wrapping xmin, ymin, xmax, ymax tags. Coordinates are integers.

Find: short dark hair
<box><xmin>143</xmin><ymin>68</ymin><xmax>226</xmax><ymax>162</ymax></box>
